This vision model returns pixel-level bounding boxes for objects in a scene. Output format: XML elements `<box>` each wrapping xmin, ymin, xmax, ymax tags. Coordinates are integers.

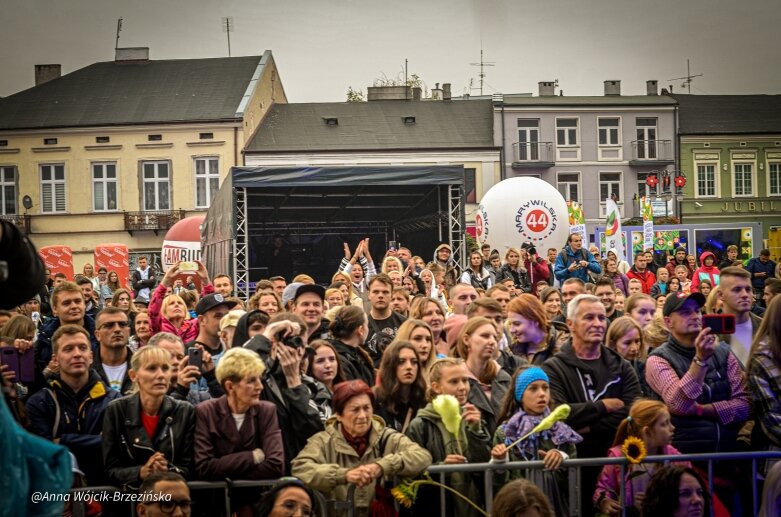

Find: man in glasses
<box><xmin>92</xmin><ymin>307</ymin><xmax>133</xmax><ymax>393</ymax></box>
<box><xmin>137</xmin><ymin>472</ymin><xmax>192</xmax><ymax>517</ymax></box>
<box><xmin>26</xmin><ymin>324</ymin><xmax>120</xmax><ymax>485</ymax></box>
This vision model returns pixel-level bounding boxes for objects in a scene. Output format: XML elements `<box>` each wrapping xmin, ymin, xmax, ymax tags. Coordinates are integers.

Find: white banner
<box><xmin>604</xmin><ymin>199</ymin><xmax>625</xmax><ymax>262</ymax></box>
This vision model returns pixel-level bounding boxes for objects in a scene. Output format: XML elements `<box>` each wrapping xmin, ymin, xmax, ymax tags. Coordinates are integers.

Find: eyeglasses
<box><xmin>275</xmin><ymin>500</ymin><xmax>313</xmax><ymax>517</ymax></box>
<box><xmin>99</xmin><ymin>321</ymin><xmax>129</xmax><ymax>330</ymax></box>
<box><xmin>146</xmin><ymin>499</ymin><xmax>191</xmax><ymax>515</ymax></box>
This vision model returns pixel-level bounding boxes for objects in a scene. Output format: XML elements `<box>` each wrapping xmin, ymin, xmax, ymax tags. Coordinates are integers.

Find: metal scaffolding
<box><xmin>233</xmin><ymin>187</ymin><xmax>250</xmax><ymax>300</ymax></box>
<box><xmin>449</xmin><ymin>183</ymin><xmax>466</xmax><ymax>269</ymax></box>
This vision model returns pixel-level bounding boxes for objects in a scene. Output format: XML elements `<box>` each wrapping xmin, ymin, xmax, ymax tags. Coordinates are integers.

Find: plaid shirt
<box><xmin>646</xmin><ymin>352</ymin><xmax>751</xmax><ymax>425</ymax></box>
<box><xmin>748</xmin><ymin>343</ymin><xmax>781</xmax><ymax>445</ymax></box>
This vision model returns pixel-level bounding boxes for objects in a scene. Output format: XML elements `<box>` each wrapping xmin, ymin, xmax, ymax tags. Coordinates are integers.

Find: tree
<box><xmin>346</xmin><ymin>86</ymin><xmax>364</xmax><ymax>102</ymax></box>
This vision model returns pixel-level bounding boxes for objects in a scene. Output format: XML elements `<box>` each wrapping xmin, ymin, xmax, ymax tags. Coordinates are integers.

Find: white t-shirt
<box><xmin>103</xmin><ymin>362</ymin><xmax>128</xmax><ymax>392</ymax></box>
<box><xmin>731</xmin><ymin>319</ymin><xmax>753</xmax><ymax>367</ymax></box>
<box><xmin>232</xmin><ymin>412</ymin><xmax>246</xmax><ymax>431</ymax></box>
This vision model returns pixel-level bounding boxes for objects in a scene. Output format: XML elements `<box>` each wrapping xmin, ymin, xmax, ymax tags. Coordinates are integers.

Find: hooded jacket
<box><xmin>542</xmin><ymin>341</ymin><xmax>641</xmax><ymax>459</ymax></box>
<box><xmin>291</xmin><ymin>416</ymin><xmax>432</xmax><ymax>516</ymax></box>
<box><xmin>690</xmin><ymin>251</ymin><xmax>720</xmax><ymax>293</ymax></box>
<box><xmin>433</xmin><ymin>244</ymin><xmax>460</xmax><ymax>289</ymax></box>
<box><xmin>102</xmin><ymin>393</ymin><xmax>196</xmax><ymax>487</ymax></box>
<box><xmin>406</xmin><ymin>403</ymin><xmax>491</xmax><ymax>516</ymax></box>
<box><xmin>626</xmin><ymin>265</ymin><xmax>656</xmax><ymax>295</ymax></box>
<box><xmin>26</xmin><ymin>370</ymin><xmax>120</xmax><ymax>485</ymax></box>
<box><xmin>607</xmin><ymin>248</ymin><xmax>631</xmax><ymax>275</ymax></box>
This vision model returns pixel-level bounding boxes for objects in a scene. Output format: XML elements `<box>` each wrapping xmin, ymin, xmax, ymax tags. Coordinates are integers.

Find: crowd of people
<box><xmin>2</xmin><ymin>227</ymin><xmax>781</xmax><ymax>516</ymax></box>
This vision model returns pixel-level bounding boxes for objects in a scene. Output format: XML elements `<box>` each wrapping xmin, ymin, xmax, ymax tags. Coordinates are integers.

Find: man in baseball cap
<box><xmin>285</xmin><ymin>283</ymin><xmax>327</xmax><ymax>340</ymax></box>
<box><xmin>188</xmin><ymin>293</ymin><xmax>238</xmax><ymax>367</ymax></box>
<box><xmin>646</xmin><ymin>290</ymin><xmax>750</xmax><ymax>458</ymax></box>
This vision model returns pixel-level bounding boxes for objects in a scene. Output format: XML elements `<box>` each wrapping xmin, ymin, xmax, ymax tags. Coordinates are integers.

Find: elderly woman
<box><xmin>148</xmin><ymin>261</ymin><xmax>213</xmax><ymax>342</ymax></box>
<box><xmin>292</xmin><ymin>380</ymin><xmax>432</xmax><ymax>516</ymax></box>
<box><xmin>129</xmin><ymin>309</ymin><xmax>151</xmax><ymax>352</ymax></box>
<box><xmin>195</xmin><ymin>347</ymin><xmax>284</xmax><ymax>516</ymax></box>
<box><xmin>102</xmin><ymin>346</ymin><xmax>195</xmax><ymax>488</ymax></box>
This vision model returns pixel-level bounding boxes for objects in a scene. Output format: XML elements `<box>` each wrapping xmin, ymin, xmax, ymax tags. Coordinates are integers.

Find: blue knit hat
<box><xmin>514</xmin><ymin>367</ymin><xmax>550</xmax><ymax>402</ymax></box>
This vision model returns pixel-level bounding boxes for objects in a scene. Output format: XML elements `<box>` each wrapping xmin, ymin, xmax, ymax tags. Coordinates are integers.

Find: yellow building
<box><xmin>0</xmin><ymin>48</ymin><xmax>285</xmax><ymax>272</ymax></box>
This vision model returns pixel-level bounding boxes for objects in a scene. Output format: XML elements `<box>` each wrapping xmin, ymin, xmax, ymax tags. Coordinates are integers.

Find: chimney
<box><xmin>442</xmin><ymin>83</ymin><xmax>451</xmax><ymax>101</ymax></box>
<box><xmin>604</xmin><ymin>80</ymin><xmax>621</xmax><ymax>96</ymax></box>
<box><xmin>431</xmin><ymin>83</ymin><xmax>442</xmax><ymax>100</ymax></box>
<box><xmin>412</xmin><ymin>87</ymin><xmax>422</xmax><ymax>101</ymax></box>
<box><xmin>35</xmin><ymin>64</ymin><xmax>61</xmax><ymax>86</ymax></box>
<box><xmin>115</xmin><ymin>47</ymin><xmax>150</xmax><ymax>63</ymax></box>
<box><xmin>646</xmin><ymin>80</ymin><xmax>658</xmax><ymax>96</ymax></box>
<box><xmin>538</xmin><ymin>81</ymin><xmax>555</xmax><ymax>97</ymax></box>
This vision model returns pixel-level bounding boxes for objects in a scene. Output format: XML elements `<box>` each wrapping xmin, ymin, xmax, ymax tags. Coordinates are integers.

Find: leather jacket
<box><xmin>102</xmin><ymin>393</ymin><xmax>195</xmax><ymax>487</ymax></box>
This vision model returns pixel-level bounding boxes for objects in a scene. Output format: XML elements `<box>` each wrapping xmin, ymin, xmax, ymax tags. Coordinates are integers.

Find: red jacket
<box><xmin>626</xmin><ymin>267</ymin><xmax>656</xmax><ymax>294</ymax></box>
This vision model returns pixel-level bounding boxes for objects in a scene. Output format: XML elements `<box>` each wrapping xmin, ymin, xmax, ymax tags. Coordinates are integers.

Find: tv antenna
<box><xmin>470</xmin><ymin>47</ymin><xmax>495</xmax><ymax>96</ymax></box>
<box><xmin>668</xmin><ymin>59</ymin><xmax>703</xmax><ymax>94</ymax></box>
<box><xmin>222</xmin><ymin>17</ymin><xmax>234</xmax><ymax>57</ymax></box>
<box><xmin>115</xmin><ymin>18</ymin><xmax>123</xmax><ymax>50</ymax></box>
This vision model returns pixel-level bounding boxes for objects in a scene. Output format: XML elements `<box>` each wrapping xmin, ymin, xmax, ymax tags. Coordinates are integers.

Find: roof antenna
<box><xmin>470</xmin><ymin>44</ymin><xmax>495</xmax><ymax>96</ymax></box>
<box><xmin>115</xmin><ymin>18</ymin><xmax>122</xmax><ymax>51</ymax></box>
<box><xmin>222</xmin><ymin>17</ymin><xmax>234</xmax><ymax>57</ymax></box>
<box><xmin>668</xmin><ymin>59</ymin><xmax>703</xmax><ymax>94</ymax></box>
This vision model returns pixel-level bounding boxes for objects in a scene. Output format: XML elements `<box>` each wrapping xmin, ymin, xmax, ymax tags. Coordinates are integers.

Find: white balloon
<box><xmin>476</xmin><ymin>177</ymin><xmax>570</xmax><ymax>254</ymax></box>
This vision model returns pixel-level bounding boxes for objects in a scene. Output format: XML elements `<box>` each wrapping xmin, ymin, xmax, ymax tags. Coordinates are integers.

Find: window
<box><xmin>637</xmin><ymin>173</ymin><xmax>651</xmax><ymax>200</ymax></box>
<box><xmin>40</xmin><ymin>163</ymin><xmax>66</xmax><ymax>213</ymax></box>
<box><xmin>464</xmin><ymin>168</ymin><xmax>476</xmax><ymax>203</ymax></box>
<box><xmin>0</xmin><ymin>166</ymin><xmax>16</xmax><ymax>215</ymax></box>
<box><xmin>557</xmin><ymin>173</ymin><xmax>580</xmax><ymax>202</ymax></box>
<box><xmin>636</xmin><ymin>118</ymin><xmax>657</xmax><ymax>159</ymax></box>
<box><xmin>517</xmin><ymin>119</ymin><xmax>540</xmax><ymax>160</ymax></box>
<box><xmin>142</xmin><ymin>161</ymin><xmax>170</xmax><ymax>210</ymax></box>
<box><xmin>199</xmin><ymin>132</ymin><xmax>214</xmax><ymax>140</ymax></box>
<box><xmin>0</xmin><ymin>140</ymin><xmax>8</xmax><ymax>147</ymax></box>
<box><xmin>770</xmin><ymin>163</ymin><xmax>781</xmax><ymax>196</ymax></box>
<box><xmin>92</xmin><ymin>162</ymin><xmax>118</xmax><ymax>211</ymax></box>
<box><xmin>195</xmin><ymin>157</ymin><xmax>220</xmax><ymax>208</ymax></box>
<box><xmin>148</xmin><ymin>134</ymin><xmax>162</xmax><ymax>141</ymax></box>
<box><xmin>734</xmin><ymin>163</ymin><xmax>754</xmax><ymax>197</ymax></box>
<box><xmin>599</xmin><ymin>172</ymin><xmax>622</xmax><ymax>202</ymax></box>
<box><xmin>598</xmin><ymin>118</ymin><xmax>620</xmax><ymax>146</ymax></box>
<box><xmin>96</xmin><ymin>136</ymin><xmax>110</xmax><ymax>143</ymax></box>
<box><xmin>556</xmin><ymin>118</ymin><xmax>578</xmax><ymax>146</ymax></box>
<box><xmin>696</xmin><ymin>164</ymin><xmax>717</xmax><ymax>197</ymax></box>
<box><xmin>43</xmin><ymin>138</ymin><xmax>58</xmax><ymax>145</ymax></box>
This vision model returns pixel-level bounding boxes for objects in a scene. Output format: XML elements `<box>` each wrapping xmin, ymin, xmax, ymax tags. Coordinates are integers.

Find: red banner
<box><xmin>94</xmin><ymin>243</ymin><xmax>130</xmax><ymax>289</ymax></box>
<box><xmin>39</xmin><ymin>245</ymin><xmax>74</xmax><ymax>280</ymax></box>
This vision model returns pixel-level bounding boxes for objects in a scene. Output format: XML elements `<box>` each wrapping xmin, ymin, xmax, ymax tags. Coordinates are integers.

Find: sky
<box><xmin>2</xmin><ymin>0</ymin><xmax>781</xmax><ymax>102</ymax></box>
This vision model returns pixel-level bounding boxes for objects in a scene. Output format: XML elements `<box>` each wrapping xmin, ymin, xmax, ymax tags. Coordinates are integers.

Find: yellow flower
<box><xmin>391</xmin><ymin>484</ymin><xmax>415</xmax><ymax>508</ymax></box>
<box><xmin>621</xmin><ymin>436</ymin><xmax>647</xmax><ymax>464</ymax></box>
<box><xmin>391</xmin><ymin>477</ymin><xmax>489</xmax><ymax>516</ymax></box>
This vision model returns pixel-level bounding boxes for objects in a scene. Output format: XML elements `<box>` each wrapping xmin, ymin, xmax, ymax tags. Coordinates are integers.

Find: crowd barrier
<box><xmin>68</xmin><ymin>451</ymin><xmax>780</xmax><ymax>517</ymax></box>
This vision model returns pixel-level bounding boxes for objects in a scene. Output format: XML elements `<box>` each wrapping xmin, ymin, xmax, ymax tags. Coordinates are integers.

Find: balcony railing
<box><xmin>511</xmin><ymin>141</ymin><xmax>555</xmax><ymax>167</ymax></box>
<box><xmin>124</xmin><ymin>210</ymin><xmax>186</xmax><ymax>235</ymax></box>
<box><xmin>630</xmin><ymin>139</ymin><xmax>673</xmax><ymax>163</ymax></box>
<box><xmin>0</xmin><ymin>214</ymin><xmax>31</xmax><ymax>234</ymax></box>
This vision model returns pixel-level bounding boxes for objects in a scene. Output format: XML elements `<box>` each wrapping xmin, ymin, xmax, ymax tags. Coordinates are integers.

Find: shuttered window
<box><xmin>40</xmin><ymin>163</ymin><xmax>66</xmax><ymax>213</ymax></box>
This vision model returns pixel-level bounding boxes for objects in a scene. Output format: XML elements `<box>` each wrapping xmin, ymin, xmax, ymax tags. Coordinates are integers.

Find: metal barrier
<box><xmin>426</xmin><ymin>450</ymin><xmax>781</xmax><ymax>517</ymax></box>
<box><xmin>68</xmin><ymin>451</ymin><xmax>780</xmax><ymax>516</ymax></box>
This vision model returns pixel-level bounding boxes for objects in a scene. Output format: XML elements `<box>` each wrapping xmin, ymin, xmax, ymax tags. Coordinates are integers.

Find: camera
<box><xmin>275</xmin><ymin>329</ymin><xmax>304</xmax><ymax>349</ymax></box>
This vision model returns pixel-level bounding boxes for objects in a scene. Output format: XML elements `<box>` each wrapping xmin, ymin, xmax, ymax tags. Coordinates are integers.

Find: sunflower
<box><xmin>391</xmin><ymin>476</ymin><xmax>489</xmax><ymax>516</ymax></box>
<box><xmin>621</xmin><ymin>436</ymin><xmax>647</xmax><ymax>464</ymax></box>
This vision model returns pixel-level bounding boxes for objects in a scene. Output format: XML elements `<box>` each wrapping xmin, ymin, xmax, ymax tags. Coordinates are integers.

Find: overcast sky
<box><xmin>2</xmin><ymin>0</ymin><xmax>780</xmax><ymax>102</ymax></box>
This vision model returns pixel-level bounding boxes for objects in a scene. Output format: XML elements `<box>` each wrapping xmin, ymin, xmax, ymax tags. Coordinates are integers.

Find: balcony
<box><xmin>511</xmin><ymin>142</ymin><xmax>555</xmax><ymax>169</ymax></box>
<box><xmin>0</xmin><ymin>214</ymin><xmax>31</xmax><ymax>234</ymax></box>
<box><xmin>124</xmin><ymin>210</ymin><xmax>186</xmax><ymax>235</ymax></box>
<box><xmin>630</xmin><ymin>140</ymin><xmax>674</xmax><ymax>165</ymax></box>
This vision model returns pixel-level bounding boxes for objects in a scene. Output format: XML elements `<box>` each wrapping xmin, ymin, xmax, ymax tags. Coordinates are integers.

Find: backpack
<box><xmin>558</xmin><ymin>248</ymin><xmax>597</xmax><ymax>282</ymax></box>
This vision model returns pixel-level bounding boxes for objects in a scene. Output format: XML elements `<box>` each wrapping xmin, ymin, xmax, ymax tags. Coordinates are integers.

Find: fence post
<box><xmin>708</xmin><ymin>461</ymin><xmax>714</xmax><ymax>517</ymax></box>
<box><xmin>439</xmin><ymin>471</ymin><xmax>446</xmax><ymax>517</ymax></box>
<box><xmin>752</xmin><ymin>458</ymin><xmax>758</xmax><ymax>517</ymax></box>
<box><xmin>619</xmin><ymin>463</ymin><xmax>626</xmax><ymax>517</ymax></box>
<box><xmin>484</xmin><ymin>468</ymin><xmax>494</xmax><ymax>515</ymax></box>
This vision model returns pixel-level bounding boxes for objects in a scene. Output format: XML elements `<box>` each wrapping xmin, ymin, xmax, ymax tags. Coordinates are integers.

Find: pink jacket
<box><xmin>593</xmin><ymin>444</ymin><xmax>689</xmax><ymax>508</ymax></box>
<box><xmin>148</xmin><ymin>282</ymin><xmax>214</xmax><ymax>343</ymax></box>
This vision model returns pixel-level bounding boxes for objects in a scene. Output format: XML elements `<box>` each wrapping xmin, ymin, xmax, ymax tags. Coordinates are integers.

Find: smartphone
<box><xmin>187</xmin><ymin>347</ymin><xmax>203</xmax><ymax>370</ymax></box>
<box><xmin>702</xmin><ymin>314</ymin><xmax>736</xmax><ymax>335</ymax></box>
<box><xmin>179</xmin><ymin>261</ymin><xmax>198</xmax><ymax>273</ymax></box>
<box><xmin>0</xmin><ymin>346</ymin><xmax>20</xmax><ymax>381</ymax></box>
<box><xmin>388</xmin><ymin>240</ymin><xmax>398</xmax><ymax>251</ymax></box>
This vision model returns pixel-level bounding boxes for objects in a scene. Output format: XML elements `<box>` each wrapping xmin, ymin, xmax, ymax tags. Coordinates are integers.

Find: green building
<box><xmin>674</xmin><ymin>94</ymin><xmax>781</xmax><ymax>237</ymax></box>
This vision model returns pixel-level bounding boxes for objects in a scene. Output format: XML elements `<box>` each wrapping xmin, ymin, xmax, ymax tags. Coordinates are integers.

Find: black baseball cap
<box><xmin>663</xmin><ymin>291</ymin><xmax>706</xmax><ymax>317</ymax></box>
<box><xmin>196</xmin><ymin>293</ymin><xmax>238</xmax><ymax>315</ymax></box>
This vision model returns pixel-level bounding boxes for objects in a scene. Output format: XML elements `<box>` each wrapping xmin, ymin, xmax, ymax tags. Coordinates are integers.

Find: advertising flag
<box><xmin>642</xmin><ymin>196</ymin><xmax>654</xmax><ymax>252</ymax></box>
<box><xmin>604</xmin><ymin>198</ymin><xmax>625</xmax><ymax>262</ymax></box>
<box><xmin>567</xmin><ymin>201</ymin><xmax>588</xmax><ymax>247</ymax></box>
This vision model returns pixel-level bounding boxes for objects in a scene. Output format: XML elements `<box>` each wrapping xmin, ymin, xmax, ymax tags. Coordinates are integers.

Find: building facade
<box><xmin>0</xmin><ymin>49</ymin><xmax>285</xmax><ymax>271</ymax></box>
<box><xmin>494</xmin><ymin>80</ymin><xmax>677</xmax><ymax>230</ymax></box>
<box><xmin>674</xmin><ymin>94</ymin><xmax>781</xmax><ymax>244</ymax></box>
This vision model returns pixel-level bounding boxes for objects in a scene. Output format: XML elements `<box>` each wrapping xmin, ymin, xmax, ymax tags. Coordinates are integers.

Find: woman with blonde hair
<box><xmin>605</xmin><ymin>316</ymin><xmax>650</xmax><ymax>396</ymax></box>
<box><xmin>495</xmin><ymin>247</ymin><xmax>531</xmax><ymax>293</ymax></box>
<box><xmin>381</xmin><ymin>255</ymin><xmax>403</xmax><ymax>275</ymax></box>
<box><xmin>249</xmin><ymin>290</ymin><xmax>282</xmax><ymax>316</ymax></box>
<box><xmin>331</xmin><ymin>271</ymin><xmax>363</xmax><ymax>308</ymax></box>
<box><xmin>409</xmin><ymin>297</ymin><xmax>448</xmax><ymax>357</ymax></box>
<box><xmin>149</xmin><ymin>262</ymin><xmax>213</xmax><ymax>343</ymax></box>
<box><xmin>704</xmin><ymin>285</ymin><xmax>722</xmax><ymax>314</ymax></box>
<box><xmin>454</xmin><ymin>316</ymin><xmax>512</xmax><ymax>436</ymax></box>
<box><xmin>392</xmin><ymin>319</ymin><xmax>436</xmax><ymax>376</ymax></box>
<box><xmin>102</xmin><ymin>346</ymin><xmax>195</xmax><ymax>487</ymax></box>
